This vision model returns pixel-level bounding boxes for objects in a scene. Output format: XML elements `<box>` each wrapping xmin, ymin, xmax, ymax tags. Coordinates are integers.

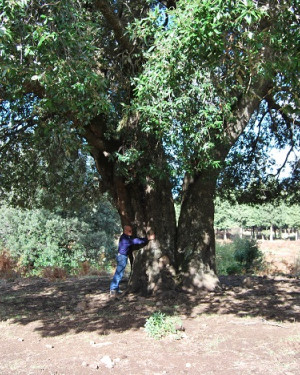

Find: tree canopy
<box><xmin>132</xmin><ymin>0</ymin><xmax>300</xmax><ymax>200</ymax></box>
<box><xmin>1</xmin><ymin>0</ymin><xmax>299</xmax><ymax>205</ymax></box>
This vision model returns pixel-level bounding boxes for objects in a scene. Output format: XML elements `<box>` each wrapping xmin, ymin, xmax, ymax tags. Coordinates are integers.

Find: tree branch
<box><xmin>159</xmin><ymin>0</ymin><xmax>177</xmax><ymax>9</ymax></box>
<box><xmin>0</xmin><ymin>117</ymin><xmax>37</xmax><ymax>153</ymax></box>
<box><xmin>265</xmin><ymin>94</ymin><xmax>300</xmax><ymax>127</ymax></box>
<box><xmin>274</xmin><ymin>144</ymin><xmax>295</xmax><ymax>177</ymax></box>
<box><xmin>1</xmin><ymin>81</ymin><xmax>45</xmax><ymax>102</ymax></box>
<box><xmin>226</xmin><ymin>79</ymin><xmax>273</xmax><ymax>144</ymax></box>
<box><xmin>94</xmin><ymin>0</ymin><xmax>134</xmax><ymax>52</ymax></box>
<box><xmin>248</xmin><ymin>106</ymin><xmax>268</xmax><ymax>159</ymax></box>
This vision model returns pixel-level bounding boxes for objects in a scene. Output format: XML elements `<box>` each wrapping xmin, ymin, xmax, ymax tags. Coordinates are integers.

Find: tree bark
<box><xmin>125</xmin><ymin>178</ymin><xmax>178</xmax><ymax>295</ymax></box>
<box><xmin>176</xmin><ymin>171</ymin><xmax>219</xmax><ymax>292</ymax></box>
<box><xmin>113</xmin><ymin>175</ymin><xmax>179</xmax><ymax>295</ymax></box>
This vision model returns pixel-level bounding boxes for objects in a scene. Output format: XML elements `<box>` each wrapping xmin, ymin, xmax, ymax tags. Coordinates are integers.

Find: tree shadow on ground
<box><xmin>0</xmin><ymin>275</ymin><xmax>299</xmax><ymax>338</ymax></box>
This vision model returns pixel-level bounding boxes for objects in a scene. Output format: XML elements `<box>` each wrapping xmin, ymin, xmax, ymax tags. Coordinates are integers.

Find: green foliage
<box><xmin>233</xmin><ymin>238</ymin><xmax>264</xmax><ymax>273</ymax></box>
<box><xmin>216</xmin><ymin>238</ymin><xmax>264</xmax><ymax>275</ymax></box>
<box><xmin>0</xmin><ymin>111</ymin><xmax>102</xmax><ymax>210</ymax></box>
<box><xmin>214</xmin><ymin>198</ymin><xmax>238</xmax><ymax>232</ymax></box>
<box><xmin>144</xmin><ymin>311</ymin><xmax>182</xmax><ymax>340</ymax></box>
<box><xmin>0</xmin><ymin>199</ymin><xmax>120</xmax><ymax>274</ymax></box>
<box><xmin>215</xmin><ymin>199</ymin><xmax>300</xmax><ymax>236</ymax></box>
<box><xmin>216</xmin><ymin>241</ymin><xmax>241</xmax><ymax>275</ymax></box>
<box><xmin>0</xmin><ymin>0</ymin><xmax>299</xmax><ymax>206</ymax></box>
<box><xmin>132</xmin><ymin>0</ymin><xmax>299</xmax><ymax>179</ymax></box>
<box><xmin>1</xmin><ymin>0</ymin><xmax>108</xmax><ymax>121</ymax></box>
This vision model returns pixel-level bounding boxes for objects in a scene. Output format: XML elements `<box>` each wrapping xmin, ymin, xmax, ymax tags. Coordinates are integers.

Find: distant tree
<box><xmin>236</xmin><ymin>204</ymin><xmax>260</xmax><ymax>238</ymax></box>
<box><xmin>215</xmin><ymin>200</ymin><xmax>300</xmax><ymax>241</ymax></box>
<box><xmin>285</xmin><ymin>205</ymin><xmax>300</xmax><ymax>240</ymax></box>
<box><xmin>214</xmin><ymin>198</ymin><xmax>238</xmax><ymax>239</ymax></box>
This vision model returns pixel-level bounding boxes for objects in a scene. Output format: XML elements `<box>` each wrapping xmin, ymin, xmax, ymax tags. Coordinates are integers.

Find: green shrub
<box><xmin>233</xmin><ymin>238</ymin><xmax>264</xmax><ymax>273</ymax></box>
<box><xmin>216</xmin><ymin>241</ymin><xmax>241</xmax><ymax>275</ymax></box>
<box><xmin>216</xmin><ymin>238</ymin><xmax>264</xmax><ymax>275</ymax></box>
<box><xmin>0</xmin><ymin>201</ymin><xmax>120</xmax><ymax>275</ymax></box>
<box><xmin>144</xmin><ymin>311</ymin><xmax>182</xmax><ymax>340</ymax></box>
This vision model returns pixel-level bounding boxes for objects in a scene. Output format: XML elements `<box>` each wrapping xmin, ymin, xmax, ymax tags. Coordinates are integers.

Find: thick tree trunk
<box><xmin>85</xmin><ymin>97</ymin><xmax>271</xmax><ymax>294</ymax></box>
<box><xmin>176</xmin><ymin>171</ymin><xmax>219</xmax><ymax>292</ymax></box>
<box><xmin>84</xmin><ymin>116</ymin><xmax>178</xmax><ymax>295</ymax></box>
<box><xmin>85</xmin><ymin>117</ymin><xmax>222</xmax><ymax>294</ymax></box>
<box><xmin>114</xmin><ymin>176</ymin><xmax>178</xmax><ymax>295</ymax></box>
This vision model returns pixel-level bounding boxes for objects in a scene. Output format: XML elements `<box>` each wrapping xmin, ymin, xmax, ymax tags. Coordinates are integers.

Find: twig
<box><xmin>229</xmin><ymin>319</ymin><xmax>288</xmax><ymax>328</ymax></box>
<box><xmin>261</xmin><ymin>319</ymin><xmax>288</xmax><ymax>328</ymax></box>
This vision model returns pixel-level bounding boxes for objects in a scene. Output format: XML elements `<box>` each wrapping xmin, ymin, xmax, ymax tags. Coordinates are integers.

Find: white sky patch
<box><xmin>269</xmin><ymin>147</ymin><xmax>299</xmax><ymax>178</ymax></box>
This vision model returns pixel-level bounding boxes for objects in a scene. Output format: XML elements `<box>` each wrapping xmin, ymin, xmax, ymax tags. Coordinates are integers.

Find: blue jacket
<box><xmin>118</xmin><ymin>233</ymin><xmax>149</xmax><ymax>256</ymax></box>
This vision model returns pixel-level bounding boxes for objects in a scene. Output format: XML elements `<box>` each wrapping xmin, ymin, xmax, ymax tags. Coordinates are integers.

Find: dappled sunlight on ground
<box><xmin>0</xmin><ymin>241</ymin><xmax>299</xmax><ymax>374</ymax></box>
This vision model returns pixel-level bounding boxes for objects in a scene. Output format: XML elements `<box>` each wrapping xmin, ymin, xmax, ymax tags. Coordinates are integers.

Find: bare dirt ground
<box><xmin>0</xmin><ymin>241</ymin><xmax>299</xmax><ymax>375</ymax></box>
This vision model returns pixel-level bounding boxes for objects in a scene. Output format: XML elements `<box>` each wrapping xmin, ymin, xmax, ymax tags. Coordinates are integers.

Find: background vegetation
<box><xmin>0</xmin><ymin>197</ymin><xmax>120</xmax><ymax>277</ymax></box>
<box><xmin>215</xmin><ymin>199</ymin><xmax>300</xmax><ymax>240</ymax></box>
<box><xmin>1</xmin><ymin>196</ymin><xmax>299</xmax><ymax>278</ymax></box>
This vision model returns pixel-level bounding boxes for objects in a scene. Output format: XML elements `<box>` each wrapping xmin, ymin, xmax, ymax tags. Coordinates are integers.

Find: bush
<box><xmin>0</xmin><ymin>201</ymin><xmax>121</xmax><ymax>276</ymax></box>
<box><xmin>216</xmin><ymin>241</ymin><xmax>241</xmax><ymax>275</ymax></box>
<box><xmin>233</xmin><ymin>238</ymin><xmax>264</xmax><ymax>273</ymax></box>
<box><xmin>216</xmin><ymin>238</ymin><xmax>264</xmax><ymax>275</ymax></box>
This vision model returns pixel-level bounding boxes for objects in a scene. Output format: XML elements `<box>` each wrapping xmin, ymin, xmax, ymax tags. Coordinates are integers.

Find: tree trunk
<box><xmin>101</xmin><ymin>163</ymin><xmax>220</xmax><ymax>295</ymax></box>
<box><xmin>84</xmin><ymin>107</ymin><xmax>256</xmax><ymax>294</ymax></box>
<box><xmin>84</xmin><ymin>117</ymin><xmax>178</xmax><ymax>295</ymax></box>
<box><xmin>176</xmin><ymin>171</ymin><xmax>219</xmax><ymax>292</ymax></box>
<box><xmin>127</xmin><ymin>170</ymin><xmax>221</xmax><ymax>294</ymax></box>
<box><xmin>117</xmin><ymin>176</ymin><xmax>178</xmax><ymax>295</ymax></box>
<box><xmin>270</xmin><ymin>224</ymin><xmax>274</xmax><ymax>241</ymax></box>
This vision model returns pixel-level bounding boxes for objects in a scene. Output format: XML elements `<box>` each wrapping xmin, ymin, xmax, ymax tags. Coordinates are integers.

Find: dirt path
<box><xmin>0</xmin><ymin>275</ymin><xmax>299</xmax><ymax>374</ymax></box>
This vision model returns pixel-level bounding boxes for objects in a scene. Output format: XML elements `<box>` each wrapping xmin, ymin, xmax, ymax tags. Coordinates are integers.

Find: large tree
<box><xmin>1</xmin><ymin>0</ymin><xmax>299</xmax><ymax>293</ymax></box>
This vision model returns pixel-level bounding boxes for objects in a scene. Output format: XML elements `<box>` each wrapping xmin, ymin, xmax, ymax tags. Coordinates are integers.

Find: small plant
<box><xmin>144</xmin><ymin>311</ymin><xmax>182</xmax><ymax>340</ymax></box>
